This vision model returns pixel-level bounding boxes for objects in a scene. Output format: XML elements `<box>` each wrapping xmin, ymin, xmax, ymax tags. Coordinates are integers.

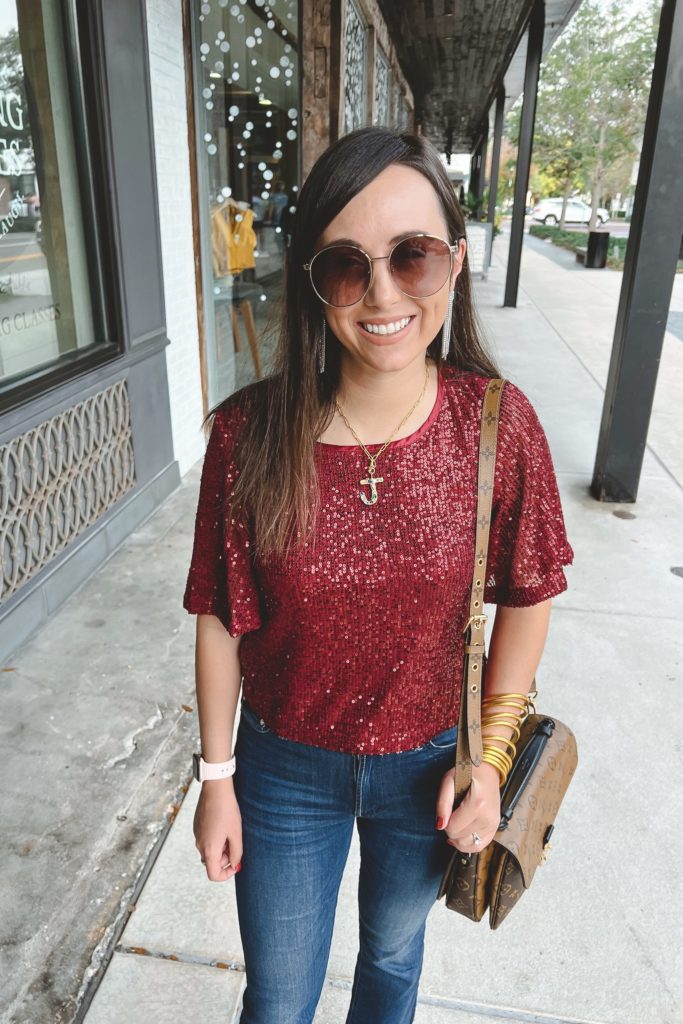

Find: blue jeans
<box><xmin>233</xmin><ymin>697</ymin><xmax>457</xmax><ymax>1024</ymax></box>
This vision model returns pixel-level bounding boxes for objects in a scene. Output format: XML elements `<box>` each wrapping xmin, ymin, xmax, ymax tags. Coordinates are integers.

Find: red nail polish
<box><xmin>436</xmin><ymin>816</ymin><xmax>444</xmax><ymax>830</ymax></box>
<box><xmin>235</xmin><ymin>862</ymin><xmax>242</xmax><ymax>872</ymax></box>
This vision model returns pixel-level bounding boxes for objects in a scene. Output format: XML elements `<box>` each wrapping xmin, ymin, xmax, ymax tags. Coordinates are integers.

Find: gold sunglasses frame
<box><xmin>303</xmin><ymin>232</ymin><xmax>464</xmax><ymax>308</ymax></box>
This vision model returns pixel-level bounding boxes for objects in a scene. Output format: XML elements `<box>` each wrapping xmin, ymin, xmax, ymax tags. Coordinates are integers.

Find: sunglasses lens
<box><xmin>310</xmin><ymin>246</ymin><xmax>371</xmax><ymax>306</ymax></box>
<box><xmin>390</xmin><ymin>236</ymin><xmax>452</xmax><ymax>297</ymax></box>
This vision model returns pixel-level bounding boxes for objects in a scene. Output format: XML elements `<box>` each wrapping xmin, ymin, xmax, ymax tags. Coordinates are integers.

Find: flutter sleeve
<box><xmin>485</xmin><ymin>382</ymin><xmax>574</xmax><ymax>607</ymax></box>
<box><xmin>182</xmin><ymin>406</ymin><xmax>263</xmax><ymax>636</ymax></box>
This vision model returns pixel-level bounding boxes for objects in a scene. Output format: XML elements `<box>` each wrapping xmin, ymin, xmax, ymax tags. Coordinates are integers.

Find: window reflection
<box><xmin>195</xmin><ymin>0</ymin><xmax>299</xmax><ymax>404</ymax></box>
<box><xmin>0</xmin><ymin>0</ymin><xmax>94</xmax><ymax>391</ymax></box>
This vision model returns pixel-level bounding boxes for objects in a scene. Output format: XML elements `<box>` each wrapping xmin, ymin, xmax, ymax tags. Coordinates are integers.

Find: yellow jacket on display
<box><xmin>211</xmin><ymin>201</ymin><xmax>256</xmax><ymax>276</ymax></box>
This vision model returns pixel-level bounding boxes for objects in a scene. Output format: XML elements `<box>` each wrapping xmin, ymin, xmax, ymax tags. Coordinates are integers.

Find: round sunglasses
<box><xmin>303</xmin><ymin>233</ymin><xmax>464</xmax><ymax>308</ymax></box>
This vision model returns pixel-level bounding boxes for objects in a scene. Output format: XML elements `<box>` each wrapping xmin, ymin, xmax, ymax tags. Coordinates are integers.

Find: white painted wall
<box><xmin>145</xmin><ymin>0</ymin><xmax>207</xmax><ymax>475</ymax></box>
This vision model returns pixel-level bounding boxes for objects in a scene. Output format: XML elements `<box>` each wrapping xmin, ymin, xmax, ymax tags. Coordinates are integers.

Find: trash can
<box><xmin>585</xmin><ymin>231</ymin><xmax>610</xmax><ymax>268</ymax></box>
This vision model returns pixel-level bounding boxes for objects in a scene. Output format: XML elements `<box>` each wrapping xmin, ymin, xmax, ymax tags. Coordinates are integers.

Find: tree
<box><xmin>506</xmin><ymin>0</ymin><xmax>658</xmax><ymax>229</ymax></box>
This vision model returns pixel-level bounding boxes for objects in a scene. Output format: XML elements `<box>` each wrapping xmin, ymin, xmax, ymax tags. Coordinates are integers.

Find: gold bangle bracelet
<box><xmin>482</xmin><ymin>695</ymin><xmax>532</xmax><ymax>710</ymax></box>
<box><xmin>483</xmin><ymin>736</ymin><xmax>514</xmax><ymax>757</ymax></box>
<box><xmin>481</xmin><ymin>750</ymin><xmax>511</xmax><ymax>785</ymax></box>
<box><xmin>482</xmin><ymin>691</ymin><xmax>532</xmax><ymax>702</ymax></box>
<box><xmin>482</xmin><ymin>741</ymin><xmax>513</xmax><ymax>768</ymax></box>
<box><xmin>482</xmin><ymin>753</ymin><xmax>512</xmax><ymax>777</ymax></box>
<box><xmin>482</xmin><ymin>703</ymin><xmax>529</xmax><ymax>719</ymax></box>
<box><xmin>481</xmin><ymin>718</ymin><xmax>522</xmax><ymax>743</ymax></box>
<box><xmin>481</xmin><ymin>715</ymin><xmax>522</xmax><ymax>737</ymax></box>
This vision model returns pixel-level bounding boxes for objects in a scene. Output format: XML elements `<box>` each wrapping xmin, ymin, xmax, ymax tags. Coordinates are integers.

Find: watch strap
<box><xmin>192</xmin><ymin>753</ymin><xmax>236</xmax><ymax>781</ymax></box>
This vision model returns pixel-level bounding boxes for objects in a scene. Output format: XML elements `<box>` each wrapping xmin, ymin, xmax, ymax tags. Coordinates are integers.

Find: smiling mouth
<box><xmin>359</xmin><ymin>316</ymin><xmax>414</xmax><ymax>336</ymax></box>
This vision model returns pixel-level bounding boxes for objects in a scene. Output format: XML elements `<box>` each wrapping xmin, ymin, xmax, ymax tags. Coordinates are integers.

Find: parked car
<box><xmin>532</xmin><ymin>198</ymin><xmax>609</xmax><ymax>226</ymax></box>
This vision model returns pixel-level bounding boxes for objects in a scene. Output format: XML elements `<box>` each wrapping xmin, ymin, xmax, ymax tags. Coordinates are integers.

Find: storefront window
<box><xmin>0</xmin><ymin>0</ymin><xmax>95</xmax><ymax>393</ymax></box>
<box><xmin>193</xmin><ymin>0</ymin><xmax>300</xmax><ymax>407</ymax></box>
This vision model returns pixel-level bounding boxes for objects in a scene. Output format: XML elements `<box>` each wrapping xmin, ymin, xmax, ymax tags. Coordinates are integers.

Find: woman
<box><xmin>183</xmin><ymin>127</ymin><xmax>573</xmax><ymax>1024</ymax></box>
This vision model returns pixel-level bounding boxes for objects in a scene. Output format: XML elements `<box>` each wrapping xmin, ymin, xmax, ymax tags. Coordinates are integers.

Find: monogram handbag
<box><xmin>436</xmin><ymin>378</ymin><xmax>578</xmax><ymax>930</ymax></box>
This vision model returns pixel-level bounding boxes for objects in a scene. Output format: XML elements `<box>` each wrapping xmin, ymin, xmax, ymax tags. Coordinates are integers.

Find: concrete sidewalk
<box><xmin>3</xmin><ymin>234</ymin><xmax>682</xmax><ymax>1024</ymax></box>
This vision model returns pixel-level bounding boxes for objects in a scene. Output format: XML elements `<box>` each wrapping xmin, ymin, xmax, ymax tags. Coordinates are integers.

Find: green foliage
<box><xmin>460</xmin><ymin>190</ymin><xmax>485</xmax><ymax>220</ymax></box>
<box><xmin>507</xmin><ymin>0</ymin><xmax>659</xmax><ymax>228</ymax></box>
<box><xmin>530</xmin><ymin>224</ymin><xmax>683</xmax><ymax>273</ymax></box>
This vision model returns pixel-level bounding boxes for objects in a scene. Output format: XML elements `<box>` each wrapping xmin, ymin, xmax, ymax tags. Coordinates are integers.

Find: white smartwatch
<box><xmin>192</xmin><ymin>753</ymin><xmax>236</xmax><ymax>782</ymax></box>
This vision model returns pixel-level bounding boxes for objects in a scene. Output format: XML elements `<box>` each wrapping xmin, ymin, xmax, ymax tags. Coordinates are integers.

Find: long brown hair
<box><xmin>206</xmin><ymin>127</ymin><xmax>499</xmax><ymax>559</ymax></box>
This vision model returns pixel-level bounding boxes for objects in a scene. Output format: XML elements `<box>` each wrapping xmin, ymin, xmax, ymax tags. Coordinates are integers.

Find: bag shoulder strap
<box><xmin>453</xmin><ymin>377</ymin><xmax>506</xmax><ymax>803</ymax></box>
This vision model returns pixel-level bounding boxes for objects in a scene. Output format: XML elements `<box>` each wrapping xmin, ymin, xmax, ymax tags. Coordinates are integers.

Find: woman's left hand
<box><xmin>435</xmin><ymin>762</ymin><xmax>502</xmax><ymax>852</ymax></box>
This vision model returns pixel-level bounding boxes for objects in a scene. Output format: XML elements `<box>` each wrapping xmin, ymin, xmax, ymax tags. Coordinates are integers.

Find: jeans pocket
<box><xmin>239</xmin><ymin>697</ymin><xmax>273</xmax><ymax>735</ymax></box>
<box><xmin>427</xmin><ymin>725</ymin><xmax>458</xmax><ymax>749</ymax></box>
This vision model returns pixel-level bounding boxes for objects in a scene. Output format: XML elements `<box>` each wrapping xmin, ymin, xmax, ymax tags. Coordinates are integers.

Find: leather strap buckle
<box><xmin>463</xmin><ymin>613</ymin><xmax>488</xmax><ymax>634</ymax></box>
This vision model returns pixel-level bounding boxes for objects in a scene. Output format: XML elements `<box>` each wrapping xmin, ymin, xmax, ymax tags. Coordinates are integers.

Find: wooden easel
<box><xmin>230</xmin><ymin>295</ymin><xmax>262</xmax><ymax>379</ymax></box>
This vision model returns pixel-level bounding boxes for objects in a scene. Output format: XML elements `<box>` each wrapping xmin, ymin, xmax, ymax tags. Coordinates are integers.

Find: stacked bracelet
<box><xmin>480</xmin><ymin>691</ymin><xmax>536</xmax><ymax>787</ymax></box>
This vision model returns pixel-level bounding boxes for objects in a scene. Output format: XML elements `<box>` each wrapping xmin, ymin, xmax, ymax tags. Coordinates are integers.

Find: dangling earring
<box><xmin>318</xmin><ymin>314</ymin><xmax>326</xmax><ymax>374</ymax></box>
<box><xmin>441</xmin><ymin>288</ymin><xmax>454</xmax><ymax>361</ymax></box>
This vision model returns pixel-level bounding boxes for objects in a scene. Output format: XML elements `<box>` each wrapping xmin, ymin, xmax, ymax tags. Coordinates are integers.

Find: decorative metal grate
<box><xmin>392</xmin><ymin>81</ymin><xmax>401</xmax><ymax>128</ymax></box>
<box><xmin>1</xmin><ymin>380</ymin><xmax>136</xmax><ymax>603</ymax></box>
<box><xmin>374</xmin><ymin>46</ymin><xmax>390</xmax><ymax>125</ymax></box>
<box><xmin>343</xmin><ymin>0</ymin><xmax>367</xmax><ymax>134</ymax></box>
<box><xmin>397</xmin><ymin>93</ymin><xmax>410</xmax><ymax>130</ymax></box>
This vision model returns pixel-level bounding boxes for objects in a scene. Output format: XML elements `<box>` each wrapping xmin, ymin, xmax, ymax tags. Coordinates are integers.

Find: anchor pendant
<box><xmin>360</xmin><ymin>474</ymin><xmax>383</xmax><ymax>505</ymax></box>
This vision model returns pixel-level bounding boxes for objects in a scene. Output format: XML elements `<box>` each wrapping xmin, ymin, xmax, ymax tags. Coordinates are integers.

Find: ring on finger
<box><xmin>472</xmin><ymin>832</ymin><xmax>482</xmax><ymax>846</ymax></box>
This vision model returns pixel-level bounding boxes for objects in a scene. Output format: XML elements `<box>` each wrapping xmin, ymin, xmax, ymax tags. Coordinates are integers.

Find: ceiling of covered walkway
<box><xmin>377</xmin><ymin>0</ymin><xmax>582</xmax><ymax>152</ymax></box>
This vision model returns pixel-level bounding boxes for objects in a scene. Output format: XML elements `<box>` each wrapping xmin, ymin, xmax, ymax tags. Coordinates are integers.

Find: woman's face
<box><xmin>316</xmin><ymin>163</ymin><xmax>466</xmax><ymax>376</ymax></box>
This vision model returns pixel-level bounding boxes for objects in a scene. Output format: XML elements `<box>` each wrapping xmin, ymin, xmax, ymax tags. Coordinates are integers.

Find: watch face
<box><xmin>192</xmin><ymin>752</ymin><xmax>201</xmax><ymax>782</ymax></box>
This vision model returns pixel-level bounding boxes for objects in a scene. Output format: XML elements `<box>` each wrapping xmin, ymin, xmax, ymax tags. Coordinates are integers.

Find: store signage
<box><xmin>0</xmin><ymin>90</ymin><xmax>32</xmax><ymax>176</ymax></box>
<box><xmin>0</xmin><ymin>187</ymin><xmax>25</xmax><ymax>233</ymax></box>
<box><xmin>465</xmin><ymin>222</ymin><xmax>492</xmax><ymax>278</ymax></box>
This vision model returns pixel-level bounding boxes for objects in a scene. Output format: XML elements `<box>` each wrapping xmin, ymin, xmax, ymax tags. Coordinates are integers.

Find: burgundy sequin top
<box><xmin>183</xmin><ymin>365</ymin><xmax>573</xmax><ymax>754</ymax></box>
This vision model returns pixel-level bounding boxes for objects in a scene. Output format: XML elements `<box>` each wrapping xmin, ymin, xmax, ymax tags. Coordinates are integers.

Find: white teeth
<box><xmin>361</xmin><ymin>317</ymin><xmax>411</xmax><ymax>335</ymax></box>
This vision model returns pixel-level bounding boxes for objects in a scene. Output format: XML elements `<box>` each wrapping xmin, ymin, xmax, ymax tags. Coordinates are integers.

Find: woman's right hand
<box><xmin>193</xmin><ymin>778</ymin><xmax>243</xmax><ymax>882</ymax></box>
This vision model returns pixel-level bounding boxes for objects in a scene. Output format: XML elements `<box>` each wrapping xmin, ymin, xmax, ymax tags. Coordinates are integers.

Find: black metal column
<box><xmin>591</xmin><ymin>0</ymin><xmax>683</xmax><ymax>501</ymax></box>
<box><xmin>504</xmin><ymin>0</ymin><xmax>544</xmax><ymax>307</ymax></box>
<box><xmin>488</xmin><ymin>85</ymin><xmax>505</xmax><ymax>263</ymax></box>
<box><xmin>469</xmin><ymin>144</ymin><xmax>482</xmax><ymax>209</ymax></box>
<box><xmin>476</xmin><ymin>122</ymin><xmax>489</xmax><ymax>220</ymax></box>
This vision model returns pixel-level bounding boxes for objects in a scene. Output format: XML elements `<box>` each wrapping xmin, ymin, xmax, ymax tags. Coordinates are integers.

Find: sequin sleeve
<box><xmin>485</xmin><ymin>382</ymin><xmax>574</xmax><ymax>607</ymax></box>
<box><xmin>182</xmin><ymin>407</ymin><xmax>263</xmax><ymax>637</ymax></box>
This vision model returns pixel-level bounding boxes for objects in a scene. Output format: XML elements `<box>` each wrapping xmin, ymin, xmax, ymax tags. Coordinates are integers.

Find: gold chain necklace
<box><xmin>334</xmin><ymin>363</ymin><xmax>430</xmax><ymax>506</ymax></box>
